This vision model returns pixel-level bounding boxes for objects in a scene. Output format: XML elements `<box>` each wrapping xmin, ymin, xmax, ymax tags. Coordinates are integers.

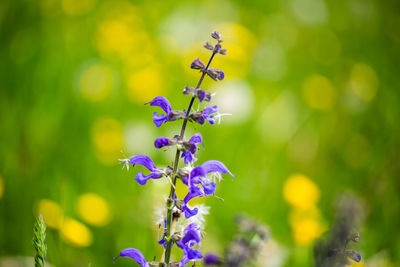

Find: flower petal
<box><xmin>152</xmin><ymin>112</ymin><xmax>168</xmax><ymax>127</ymax></box>
<box><xmin>199</xmin><ymin>180</ymin><xmax>216</xmax><ymax>195</ymax></box>
<box><xmin>189</xmin><ymin>133</ymin><xmax>203</xmax><ymax>144</ymax></box>
<box><xmin>114</xmin><ymin>248</ymin><xmax>149</xmax><ymax>267</ymax></box>
<box><xmin>147</xmin><ymin>96</ymin><xmax>172</xmax><ymax>114</ymax></box>
<box><xmin>202</xmin><ymin>106</ymin><xmax>219</xmax><ymax>117</ymax></box>
<box><xmin>135</xmin><ymin>171</ymin><xmax>161</xmax><ymax>185</ymax></box>
<box><xmin>128</xmin><ymin>155</ymin><xmax>157</xmax><ymax>171</ymax></box>
<box><xmin>181</xmin><ymin>151</ymin><xmax>195</xmax><ymax>165</ymax></box>
<box><xmin>199</xmin><ymin>160</ymin><xmax>233</xmax><ymax>177</ymax></box>
<box><xmin>182</xmin><ymin>204</ymin><xmax>199</xmax><ymax>219</ymax></box>
<box><xmin>154</xmin><ymin>137</ymin><xmax>170</xmax><ymax>148</ymax></box>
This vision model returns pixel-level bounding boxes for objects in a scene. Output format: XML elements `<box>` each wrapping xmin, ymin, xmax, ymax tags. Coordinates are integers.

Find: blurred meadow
<box><xmin>1</xmin><ymin>0</ymin><xmax>400</xmax><ymax>266</ymax></box>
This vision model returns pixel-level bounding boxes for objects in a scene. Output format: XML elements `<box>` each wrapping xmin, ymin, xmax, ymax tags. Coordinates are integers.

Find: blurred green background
<box><xmin>1</xmin><ymin>0</ymin><xmax>399</xmax><ymax>266</ymax></box>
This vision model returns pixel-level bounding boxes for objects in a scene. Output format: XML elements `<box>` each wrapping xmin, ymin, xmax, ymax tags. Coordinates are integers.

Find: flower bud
<box><xmin>197</xmin><ymin>89</ymin><xmax>212</xmax><ymax>102</ymax></box>
<box><xmin>190</xmin><ymin>58</ymin><xmax>205</xmax><ymax>70</ymax></box>
<box><xmin>219</xmin><ymin>48</ymin><xmax>227</xmax><ymax>55</ymax></box>
<box><xmin>350</xmin><ymin>232</ymin><xmax>360</xmax><ymax>243</ymax></box>
<box><xmin>211</xmin><ymin>30</ymin><xmax>222</xmax><ymax>41</ymax></box>
<box><xmin>203</xmin><ymin>42</ymin><xmax>214</xmax><ymax>51</ymax></box>
<box><xmin>167</xmin><ymin>110</ymin><xmax>185</xmax><ymax>122</ymax></box>
<box><xmin>183</xmin><ymin>86</ymin><xmax>196</xmax><ymax>95</ymax></box>
<box><xmin>206</xmin><ymin>68</ymin><xmax>225</xmax><ymax>81</ymax></box>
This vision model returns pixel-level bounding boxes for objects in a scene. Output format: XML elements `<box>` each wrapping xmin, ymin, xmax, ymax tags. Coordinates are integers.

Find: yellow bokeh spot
<box><xmin>0</xmin><ymin>176</ymin><xmax>4</xmax><ymax>199</ymax></box>
<box><xmin>91</xmin><ymin>117</ymin><xmax>123</xmax><ymax>165</ymax></box>
<box><xmin>291</xmin><ymin>216</ymin><xmax>324</xmax><ymax>246</ymax></box>
<box><xmin>126</xmin><ymin>66</ymin><xmax>163</xmax><ymax>103</ymax></box>
<box><xmin>61</xmin><ymin>217</ymin><xmax>93</xmax><ymax>247</ymax></box>
<box><xmin>79</xmin><ymin>63</ymin><xmax>115</xmax><ymax>101</ymax></box>
<box><xmin>61</xmin><ymin>0</ymin><xmax>97</xmax><ymax>16</ymax></box>
<box><xmin>77</xmin><ymin>193</ymin><xmax>111</xmax><ymax>226</ymax></box>
<box><xmin>349</xmin><ymin>63</ymin><xmax>379</xmax><ymax>102</ymax></box>
<box><xmin>302</xmin><ymin>74</ymin><xmax>337</xmax><ymax>110</ymax></box>
<box><xmin>37</xmin><ymin>199</ymin><xmax>64</xmax><ymax>229</ymax></box>
<box><xmin>283</xmin><ymin>174</ymin><xmax>320</xmax><ymax>210</ymax></box>
<box><xmin>95</xmin><ymin>1</ymin><xmax>152</xmax><ymax>63</ymax></box>
<box><xmin>345</xmin><ymin>260</ymin><xmax>365</xmax><ymax>267</ymax></box>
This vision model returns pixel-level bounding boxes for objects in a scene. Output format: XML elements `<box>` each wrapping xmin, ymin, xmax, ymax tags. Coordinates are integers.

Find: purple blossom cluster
<box><xmin>115</xmin><ymin>31</ymin><xmax>232</xmax><ymax>267</ymax></box>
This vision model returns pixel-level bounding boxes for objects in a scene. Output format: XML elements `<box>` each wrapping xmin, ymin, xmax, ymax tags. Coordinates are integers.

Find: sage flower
<box><xmin>206</xmin><ymin>68</ymin><xmax>225</xmax><ymax>81</ymax></box>
<box><xmin>146</xmin><ymin>96</ymin><xmax>185</xmax><ymax>127</ymax></box>
<box><xmin>190</xmin><ymin>106</ymin><xmax>219</xmax><ymax>125</ymax></box>
<box><xmin>191</xmin><ymin>58</ymin><xmax>205</xmax><ymax>70</ymax></box>
<box><xmin>114</xmin><ymin>248</ymin><xmax>150</xmax><ymax>267</ymax></box>
<box><xmin>123</xmin><ymin>155</ymin><xmax>172</xmax><ymax>185</ymax></box>
<box><xmin>177</xmin><ymin>223</ymin><xmax>203</xmax><ymax>266</ymax></box>
<box><xmin>155</xmin><ymin>134</ymin><xmax>203</xmax><ymax>165</ymax></box>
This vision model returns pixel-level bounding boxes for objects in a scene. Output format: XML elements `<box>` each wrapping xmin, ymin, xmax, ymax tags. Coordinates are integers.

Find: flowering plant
<box><xmin>114</xmin><ymin>31</ymin><xmax>233</xmax><ymax>267</ymax></box>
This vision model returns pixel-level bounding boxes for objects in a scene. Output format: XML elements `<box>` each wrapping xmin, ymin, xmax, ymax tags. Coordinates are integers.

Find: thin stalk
<box><xmin>163</xmin><ymin>50</ymin><xmax>217</xmax><ymax>265</ymax></box>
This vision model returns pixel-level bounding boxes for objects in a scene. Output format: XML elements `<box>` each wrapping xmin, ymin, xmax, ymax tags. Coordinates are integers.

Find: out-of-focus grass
<box><xmin>0</xmin><ymin>0</ymin><xmax>399</xmax><ymax>266</ymax></box>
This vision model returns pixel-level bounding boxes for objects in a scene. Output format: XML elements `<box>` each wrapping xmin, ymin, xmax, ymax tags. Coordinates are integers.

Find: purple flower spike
<box><xmin>114</xmin><ymin>248</ymin><xmax>150</xmax><ymax>267</ymax></box>
<box><xmin>146</xmin><ymin>96</ymin><xmax>172</xmax><ymax>127</ymax></box>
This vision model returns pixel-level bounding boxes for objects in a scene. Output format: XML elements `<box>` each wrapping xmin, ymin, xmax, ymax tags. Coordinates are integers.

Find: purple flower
<box><xmin>180</xmin><ymin>133</ymin><xmax>203</xmax><ymax>164</ymax></box>
<box><xmin>204</xmin><ymin>253</ymin><xmax>223</xmax><ymax>265</ymax></box>
<box><xmin>177</xmin><ymin>223</ymin><xmax>203</xmax><ymax>266</ymax></box>
<box><xmin>211</xmin><ymin>31</ymin><xmax>222</xmax><ymax>41</ymax></box>
<box><xmin>146</xmin><ymin>96</ymin><xmax>171</xmax><ymax>127</ymax></box>
<box><xmin>346</xmin><ymin>250</ymin><xmax>362</xmax><ymax>262</ymax></box>
<box><xmin>183</xmin><ymin>86</ymin><xmax>212</xmax><ymax>102</ymax></box>
<box><xmin>197</xmin><ymin>89</ymin><xmax>212</xmax><ymax>102</ymax></box>
<box><xmin>180</xmin><ymin>160</ymin><xmax>233</xmax><ymax>218</ymax></box>
<box><xmin>155</xmin><ymin>134</ymin><xmax>203</xmax><ymax>165</ymax></box>
<box><xmin>183</xmin><ymin>86</ymin><xmax>196</xmax><ymax>95</ymax></box>
<box><xmin>203</xmin><ymin>42</ymin><xmax>214</xmax><ymax>51</ymax></box>
<box><xmin>114</xmin><ymin>248</ymin><xmax>149</xmax><ymax>267</ymax></box>
<box><xmin>191</xmin><ymin>58</ymin><xmax>205</xmax><ymax>70</ymax></box>
<box><xmin>154</xmin><ymin>137</ymin><xmax>175</xmax><ymax>148</ymax></box>
<box><xmin>190</xmin><ymin>105</ymin><xmax>219</xmax><ymax>125</ymax></box>
<box><xmin>125</xmin><ymin>155</ymin><xmax>172</xmax><ymax>185</ymax></box>
<box><xmin>206</xmin><ymin>68</ymin><xmax>224</xmax><ymax>81</ymax></box>
<box><xmin>181</xmin><ymin>185</ymin><xmax>203</xmax><ymax>218</ymax></box>
<box><xmin>146</xmin><ymin>96</ymin><xmax>185</xmax><ymax>127</ymax></box>
<box><xmin>191</xmin><ymin>160</ymin><xmax>233</xmax><ymax>194</ymax></box>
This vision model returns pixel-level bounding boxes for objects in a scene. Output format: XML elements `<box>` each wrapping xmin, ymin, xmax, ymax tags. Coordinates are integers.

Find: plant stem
<box><xmin>163</xmin><ymin>50</ymin><xmax>217</xmax><ymax>265</ymax></box>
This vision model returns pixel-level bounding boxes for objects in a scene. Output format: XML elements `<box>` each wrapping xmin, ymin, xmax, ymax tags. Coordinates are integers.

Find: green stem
<box><xmin>163</xmin><ymin>50</ymin><xmax>217</xmax><ymax>265</ymax></box>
